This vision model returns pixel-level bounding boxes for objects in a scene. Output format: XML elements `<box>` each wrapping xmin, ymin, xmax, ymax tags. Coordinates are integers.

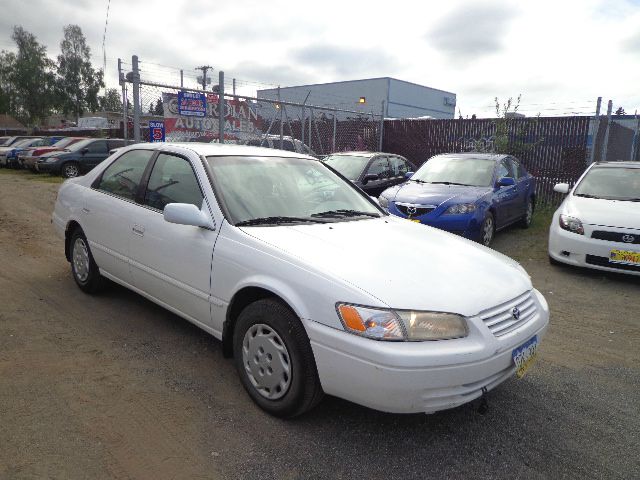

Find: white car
<box><xmin>549</xmin><ymin>161</ymin><xmax>640</xmax><ymax>276</ymax></box>
<box><xmin>52</xmin><ymin>142</ymin><xmax>549</xmax><ymax>417</ymax></box>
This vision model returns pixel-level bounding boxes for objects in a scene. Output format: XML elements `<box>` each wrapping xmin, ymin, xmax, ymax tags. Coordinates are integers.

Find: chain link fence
<box><xmin>121</xmin><ymin>55</ymin><xmax>382</xmax><ymax>157</ymax></box>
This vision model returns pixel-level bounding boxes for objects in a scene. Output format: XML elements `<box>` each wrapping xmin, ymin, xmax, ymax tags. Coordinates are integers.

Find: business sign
<box><xmin>177</xmin><ymin>91</ymin><xmax>207</xmax><ymax>117</ymax></box>
<box><xmin>149</xmin><ymin>120</ymin><xmax>165</xmax><ymax>142</ymax></box>
<box><xmin>161</xmin><ymin>92</ymin><xmax>260</xmax><ymax>142</ymax></box>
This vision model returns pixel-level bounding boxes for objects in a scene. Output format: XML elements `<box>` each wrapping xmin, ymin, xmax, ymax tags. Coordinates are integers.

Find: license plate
<box><xmin>512</xmin><ymin>335</ymin><xmax>538</xmax><ymax>378</ymax></box>
<box><xmin>609</xmin><ymin>249</ymin><xmax>640</xmax><ymax>265</ymax></box>
<box><xmin>407</xmin><ymin>218</ymin><xmax>420</xmax><ymax>223</ymax></box>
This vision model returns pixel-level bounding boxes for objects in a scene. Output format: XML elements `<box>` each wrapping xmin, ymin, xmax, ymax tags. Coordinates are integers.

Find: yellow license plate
<box><xmin>407</xmin><ymin>218</ymin><xmax>420</xmax><ymax>223</ymax></box>
<box><xmin>512</xmin><ymin>336</ymin><xmax>538</xmax><ymax>379</ymax></box>
<box><xmin>609</xmin><ymin>249</ymin><xmax>640</xmax><ymax>265</ymax></box>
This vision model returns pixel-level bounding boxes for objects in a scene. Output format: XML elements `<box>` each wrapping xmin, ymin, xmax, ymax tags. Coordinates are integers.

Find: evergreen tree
<box><xmin>99</xmin><ymin>88</ymin><xmax>122</xmax><ymax>112</ymax></box>
<box><xmin>153</xmin><ymin>97</ymin><xmax>164</xmax><ymax>116</ymax></box>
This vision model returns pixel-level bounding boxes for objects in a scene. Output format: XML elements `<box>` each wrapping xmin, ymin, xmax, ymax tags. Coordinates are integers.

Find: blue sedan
<box><xmin>378</xmin><ymin>153</ymin><xmax>536</xmax><ymax>246</ymax></box>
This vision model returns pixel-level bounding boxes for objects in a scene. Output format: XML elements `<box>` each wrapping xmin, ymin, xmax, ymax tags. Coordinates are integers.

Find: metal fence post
<box><xmin>131</xmin><ymin>55</ymin><xmax>141</xmax><ymax>143</ymax></box>
<box><xmin>631</xmin><ymin>112</ymin><xmax>640</xmax><ymax>162</ymax></box>
<box><xmin>332</xmin><ymin>111</ymin><xmax>337</xmax><ymax>152</ymax></box>
<box><xmin>378</xmin><ymin>101</ymin><xmax>385</xmax><ymax>151</ymax></box>
<box><xmin>219</xmin><ymin>71</ymin><xmax>225</xmax><ymax>144</ymax></box>
<box><xmin>278</xmin><ymin>86</ymin><xmax>283</xmax><ymax>149</ymax></box>
<box><xmin>308</xmin><ymin>109</ymin><xmax>313</xmax><ymax>152</ymax></box>
<box><xmin>600</xmin><ymin>100</ymin><xmax>613</xmax><ymax>162</ymax></box>
<box><xmin>118</xmin><ymin>58</ymin><xmax>128</xmax><ymax>141</ymax></box>
<box><xmin>588</xmin><ymin>97</ymin><xmax>601</xmax><ymax>164</ymax></box>
<box><xmin>180</xmin><ymin>69</ymin><xmax>184</xmax><ymax>88</ymax></box>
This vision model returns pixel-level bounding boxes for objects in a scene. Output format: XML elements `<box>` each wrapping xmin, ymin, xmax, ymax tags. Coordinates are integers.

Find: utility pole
<box><xmin>195</xmin><ymin>65</ymin><xmax>213</xmax><ymax>90</ymax></box>
<box><xmin>588</xmin><ymin>97</ymin><xmax>602</xmax><ymax>164</ymax></box>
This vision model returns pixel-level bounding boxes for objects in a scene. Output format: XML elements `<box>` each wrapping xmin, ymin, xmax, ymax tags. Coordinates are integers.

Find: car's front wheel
<box><xmin>70</xmin><ymin>228</ymin><xmax>104</xmax><ymax>293</ymax></box>
<box><xmin>233</xmin><ymin>298</ymin><xmax>323</xmax><ymax>418</ymax></box>
<box><xmin>61</xmin><ymin>162</ymin><xmax>80</xmax><ymax>178</ymax></box>
<box><xmin>480</xmin><ymin>212</ymin><xmax>495</xmax><ymax>247</ymax></box>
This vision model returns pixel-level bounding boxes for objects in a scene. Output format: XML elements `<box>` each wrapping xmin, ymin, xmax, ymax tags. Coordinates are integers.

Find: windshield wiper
<box><xmin>311</xmin><ymin>209</ymin><xmax>380</xmax><ymax>218</ymax></box>
<box><xmin>410</xmin><ymin>178</ymin><xmax>428</xmax><ymax>184</ymax></box>
<box><xmin>236</xmin><ymin>216</ymin><xmax>326</xmax><ymax>226</ymax></box>
<box><xmin>430</xmin><ymin>181</ymin><xmax>472</xmax><ymax>186</ymax></box>
<box><xmin>574</xmin><ymin>193</ymin><xmax>600</xmax><ymax>199</ymax></box>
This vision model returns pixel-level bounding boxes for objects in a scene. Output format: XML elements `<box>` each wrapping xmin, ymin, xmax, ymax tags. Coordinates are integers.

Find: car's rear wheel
<box><xmin>70</xmin><ymin>228</ymin><xmax>104</xmax><ymax>293</ymax></box>
<box><xmin>480</xmin><ymin>212</ymin><xmax>495</xmax><ymax>247</ymax></box>
<box><xmin>519</xmin><ymin>198</ymin><xmax>534</xmax><ymax>228</ymax></box>
<box><xmin>61</xmin><ymin>162</ymin><xmax>80</xmax><ymax>178</ymax></box>
<box><xmin>233</xmin><ymin>298</ymin><xmax>323</xmax><ymax>418</ymax></box>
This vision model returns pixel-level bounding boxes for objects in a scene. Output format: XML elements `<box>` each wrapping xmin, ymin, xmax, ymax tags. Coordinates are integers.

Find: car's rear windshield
<box><xmin>323</xmin><ymin>155</ymin><xmax>371</xmax><ymax>181</ymax></box>
<box><xmin>574</xmin><ymin>166</ymin><xmax>640</xmax><ymax>201</ymax></box>
<box><xmin>412</xmin><ymin>156</ymin><xmax>495</xmax><ymax>187</ymax></box>
<box><xmin>206</xmin><ymin>155</ymin><xmax>382</xmax><ymax>225</ymax></box>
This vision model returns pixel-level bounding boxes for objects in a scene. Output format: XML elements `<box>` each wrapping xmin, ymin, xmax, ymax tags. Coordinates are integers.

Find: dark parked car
<box><xmin>36</xmin><ymin>138</ymin><xmax>133</xmax><ymax>178</ymax></box>
<box><xmin>323</xmin><ymin>151</ymin><xmax>416</xmax><ymax>197</ymax></box>
<box><xmin>379</xmin><ymin>153</ymin><xmax>536</xmax><ymax>246</ymax></box>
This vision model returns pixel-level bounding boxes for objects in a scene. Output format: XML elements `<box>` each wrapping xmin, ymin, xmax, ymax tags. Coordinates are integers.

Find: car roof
<box><xmin>123</xmin><ymin>142</ymin><xmax>317</xmax><ymax>160</ymax></box>
<box><xmin>326</xmin><ymin>151</ymin><xmax>389</xmax><ymax>157</ymax></box>
<box><xmin>594</xmin><ymin>161</ymin><xmax>640</xmax><ymax>168</ymax></box>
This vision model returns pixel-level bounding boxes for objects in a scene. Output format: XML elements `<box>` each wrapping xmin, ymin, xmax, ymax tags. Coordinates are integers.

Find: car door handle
<box><xmin>132</xmin><ymin>225</ymin><xmax>145</xmax><ymax>236</ymax></box>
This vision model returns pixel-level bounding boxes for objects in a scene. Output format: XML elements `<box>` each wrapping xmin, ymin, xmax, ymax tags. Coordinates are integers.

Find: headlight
<box><xmin>44</xmin><ymin>157</ymin><xmax>59</xmax><ymax>163</ymax></box>
<box><xmin>336</xmin><ymin>303</ymin><xmax>468</xmax><ymax>341</ymax></box>
<box><xmin>378</xmin><ymin>195</ymin><xmax>389</xmax><ymax>210</ymax></box>
<box><xmin>444</xmin><ymin>203</ymin><xmax>476</xmax><ymax>215</ymax></box>
<box><xmin>559</xmin><ymin>214</ymin><xmax>584</xmax><ymax>235</ymax></box>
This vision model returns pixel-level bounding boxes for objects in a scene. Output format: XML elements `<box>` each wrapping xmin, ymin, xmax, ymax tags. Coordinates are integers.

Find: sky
<box><xmin>1</xmin><ymin>0</ymin><xmax>639</xmax><ymax>118</ymax></box>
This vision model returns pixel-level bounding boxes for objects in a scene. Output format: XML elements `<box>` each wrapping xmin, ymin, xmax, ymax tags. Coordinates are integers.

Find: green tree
<box><xmin>0</xmin><ymin>50</ymin><xmax>16</xmax><ymax>115</ymax></box>
<box><xmin>153</xmin><ymin>97</ymin><xmax>164</xmax><ymax>116</ymax></box>
<box><xmin>615</xmin><ymin>107</ymin><xmax>625</xmax><ymax>116</ymax></box>
<box><xmin>56</xmin><ymin>24</ymin><xmax>104</xmax><ymax>123</ymax></box>
<box><xmin>493</xmin><ymin>95</ymin><xmax>541</xmax><ymax>156</ymax></box>
<box><xmin>99</xmin><ymin>88</ymin><xmax>122</xmax><ymax>112</ymax></box>
<box><xmin>9</xmin><ymin>26</ymin><xmax>57</xmax><ymax>126</ymax></box>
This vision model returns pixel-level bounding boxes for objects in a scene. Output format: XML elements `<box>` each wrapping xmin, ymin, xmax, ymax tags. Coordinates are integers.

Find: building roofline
<box><xmin>258</xmin><ymin>77</ymin><xmax>456</xmax><ymax>96</ymax></box>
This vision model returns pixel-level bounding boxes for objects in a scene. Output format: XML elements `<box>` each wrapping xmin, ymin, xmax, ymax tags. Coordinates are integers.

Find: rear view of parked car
<box><xmin>52</xmin><ymin>142</ymin><xmax>548</xmax><ymax>418</ymax></box>
<box><xmin>549</xmin><ymin>161</ymin><xmax>640</xmax><ymax>275</ymax></box>
<box><xmin>36</xmin><ymin>138</ymin><xmax>132</xmax><ymax>177</ymax></box>
<box><xmin>380</xmin><ymin>153</ymin><xmax>536</xmax><ymax>246</ymax></box>
<box><xmin>323</xmin><ymin>151</ymin><xmax>416</xmax><ymax>197</ymax></box>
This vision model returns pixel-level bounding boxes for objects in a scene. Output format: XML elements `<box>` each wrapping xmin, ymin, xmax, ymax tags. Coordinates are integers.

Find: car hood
<box><xmin>0</xmin><ymin>146</ymin><xmax>17</xmax><ymax>154</ymax></box>
<box><xmin>564</xmin><ymin>196</ymin><xmax>640</xmax><ymax>229</ymax></box>
<box><xmin>386</xmin><ymin>181</ymin><xmax>491</xmax><ymax>206</ymax></box>
<box><xmin>241</xmin><ymin>217</ymin><xmax>531</xmax><ymax>316</ymax></box>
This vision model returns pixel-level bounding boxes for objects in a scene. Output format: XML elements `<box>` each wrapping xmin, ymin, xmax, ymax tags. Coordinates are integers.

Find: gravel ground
<box><xmin>0</xmin><ymin>170</ymin><xmax>638</xmax><ymax>479</ymax></box>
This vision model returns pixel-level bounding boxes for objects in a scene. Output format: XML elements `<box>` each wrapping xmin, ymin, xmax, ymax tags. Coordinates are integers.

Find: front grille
<box><xmin>586</xmin><ymin>254</ymin><xmax>640</xmax><ymax>272</ymax></box>
<box><xmin>395</xmin><ymin>203</ymin><xmax>436</xmax><ymax>217</ymax></box>
<box><xmin>591</xmin><ymin>230</ymin><xmax>640</xmax><ymax>244</ymax></box>
<box><xmin>479</xmin><ymin>291</ymin><xmax>537</xmax><ymax>337</ymax></box>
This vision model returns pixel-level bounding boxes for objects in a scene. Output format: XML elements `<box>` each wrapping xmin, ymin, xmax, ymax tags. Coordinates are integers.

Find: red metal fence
<box><xmin>382</xmin><ymin>116</ymin><xmax>591</xmax><ymax>206</ymax></box>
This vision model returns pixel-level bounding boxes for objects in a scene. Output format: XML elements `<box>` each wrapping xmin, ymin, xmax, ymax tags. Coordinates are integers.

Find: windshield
<box><xmin>206</xmin><ymin>155</ymin><xmax>383</xmax><ymax>225</ymax></box>
<box><xmin>65</xmin><ymin>138</ymin><xmax>94</xmax><ymax>151</ymax></box>
<box><xmin>412</xmin><ymin>156</ymin><xmax>496</xmax><ymax>187</ymax></box>
<box><xmin>574</xmin><ymin>166</ymin><xmax>640</xmax><ymax>201</ymax></box>
<box><xmin>13</xmin><ymin>138</ymin><xmax>38</xmax><ymax>148</ymax></box>
<box><xmin>323</xmin><ymin>155</ymin><xmax>371</xmax><ymax>181</ymax></box>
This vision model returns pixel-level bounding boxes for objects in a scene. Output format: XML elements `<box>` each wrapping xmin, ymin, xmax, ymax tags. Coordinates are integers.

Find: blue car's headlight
<box><xmin>444</xmin><ymin>203</ymin><xmax>477</xmax><ymax>215</ymax></box>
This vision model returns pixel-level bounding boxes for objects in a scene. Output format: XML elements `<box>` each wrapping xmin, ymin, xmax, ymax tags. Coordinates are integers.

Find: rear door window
<box><xmin>389</xmin><ymin>156</ymin><xmax>410</xmax><ymax>177</ymax></box>
<box><xmin>86</xmin><ymin>140</ymin><xmax>108</xmax><ymax>154</ymax></box>
<box><xmin>96</xmin><ymin>149</ymin><xmax>154</xmax><ymax>201</ymax></box>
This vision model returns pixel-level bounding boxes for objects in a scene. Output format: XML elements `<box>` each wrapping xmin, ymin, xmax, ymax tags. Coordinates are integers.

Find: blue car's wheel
<box><xmin>519</xmin><ymin>198</ymin><xmax>534</xmax><ymax>229</ymax></box>
<box><xmin>480</xmin><ymin>212</ymin><xmax>494</xmax><ymax>247</ymax></box>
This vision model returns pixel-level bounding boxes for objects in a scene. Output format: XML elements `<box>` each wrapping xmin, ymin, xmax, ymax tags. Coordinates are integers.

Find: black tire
<box><xmin>61</xmin><ymin>161</ymin><xmax>80</xmax><ymax>178</ymax></box>
<box><xmin>233</xmin><ymin>298</ymin><xmax>323</xmax><ymax>418</ymax></box>
<box><xmin>519</xmin><ymin>198</ymin><xmax>534</xmax><ymax>228</ymax></box>
<box><xmin>479</xmin><ymin>211</ymin><xmax>495</xmax><ymax>247</ymax></box>
<box><xmin>549</xmin><ymin>255</ymin><xmax>561</xmax><ymax>266</ymax></box>
<box><xmin>69</xmin><ymin>228</ymin><xmax>104</xmax><ymax>293</ymax></box>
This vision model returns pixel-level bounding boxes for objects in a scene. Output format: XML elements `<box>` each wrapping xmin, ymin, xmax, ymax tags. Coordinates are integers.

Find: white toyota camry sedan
<box><xmin>549</xmin><ymin>161</ymin><xmax>640</xmax><ymax>276</ymax></box>
<box><xmin>52</xmin><ymin>142</ymin><xmax>549</xmax><ymax>417</ymax></box>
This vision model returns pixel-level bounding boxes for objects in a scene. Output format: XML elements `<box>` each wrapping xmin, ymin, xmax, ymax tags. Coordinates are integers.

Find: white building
<box><xmin>258</xmin><ymin>77</ymin><xmax>456</xmax><ymax>120</ymax></box>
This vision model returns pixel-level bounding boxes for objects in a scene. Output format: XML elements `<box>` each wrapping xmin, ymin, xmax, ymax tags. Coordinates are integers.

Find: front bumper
<box><xmin>305</xmin><ymin>289</ymin><xmax>549</xmax><ymax>414</ymax></box>
<box><xmin>35</xmin><ymin>160</ymin><xmax>59</xmax><ymax>174</ymax></box>
<box><xmin>549</xmin><ymin>220</ymin><xmax>640</xmax><ymax>276</ymax></box>
<box><xmin>388</xmin><ymin>203</ymin><xmax>482</xmax><ymax>241</ymax></box>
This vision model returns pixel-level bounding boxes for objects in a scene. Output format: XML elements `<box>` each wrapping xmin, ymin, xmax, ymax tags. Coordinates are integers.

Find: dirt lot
<box><xmin>1</xmin><ymin>170</ymin><xmax>638</xmax><ymax>480</ymax></box>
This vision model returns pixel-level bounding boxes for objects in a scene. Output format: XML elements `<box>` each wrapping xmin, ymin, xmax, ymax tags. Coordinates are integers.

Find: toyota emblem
<box><xmin>622</xmin><ymin>234</ymin><xmax>635</xmax><ymax>243</ymax></box>
<box><xmin>512</xmin><ymin>307</ymin><xmax>521</xmax><ymax>320</ymax></box>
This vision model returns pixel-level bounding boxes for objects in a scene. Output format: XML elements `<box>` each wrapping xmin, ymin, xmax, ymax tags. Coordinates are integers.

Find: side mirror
<box><xmin>553</xmin><ymin>183</ymin><xmax>570</xmax><ymax>194</ymax></box>
<box><xmin>362</xmin><ymin>173</ymin><xmax>379</xmax><ymax>184</ymax></box>
<box><xmin>497</xmin><ymin>177</ymin><xmax>516</xmax><ymax>187</ymax></box>
<box><xmin>164</xmin><ymin>203</ymin><xmax>214</xmax><ymax>229</ymax></box>
<box><xmin>405</xmin><ymin>171</ymin><xmax>414</xmax><ymax>179</ymax></box>
<box><xmin>81</xmin><ymin>147</ymin><xmax>89</xmax><ymax>155</ymax></box>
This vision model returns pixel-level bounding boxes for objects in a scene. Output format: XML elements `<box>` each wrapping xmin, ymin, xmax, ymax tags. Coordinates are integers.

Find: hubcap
<box><xmin>72</xmin><ymin>237</ymin><xmax>90</xmax><ymax>283</ymax></box>
<box><xmin>65</xmin><ymin>164</ymin><xmax>79</xmax><ymax>177</ymax></box>
<box><xmin>483</xmin><ymin>217</ymin><xmax>494</xmax><ymax>245</ymax></box>
<box><xmin>242</xmin><ymin>324</ymin><xmax>291</xmax><ymax>400</ymax></box>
